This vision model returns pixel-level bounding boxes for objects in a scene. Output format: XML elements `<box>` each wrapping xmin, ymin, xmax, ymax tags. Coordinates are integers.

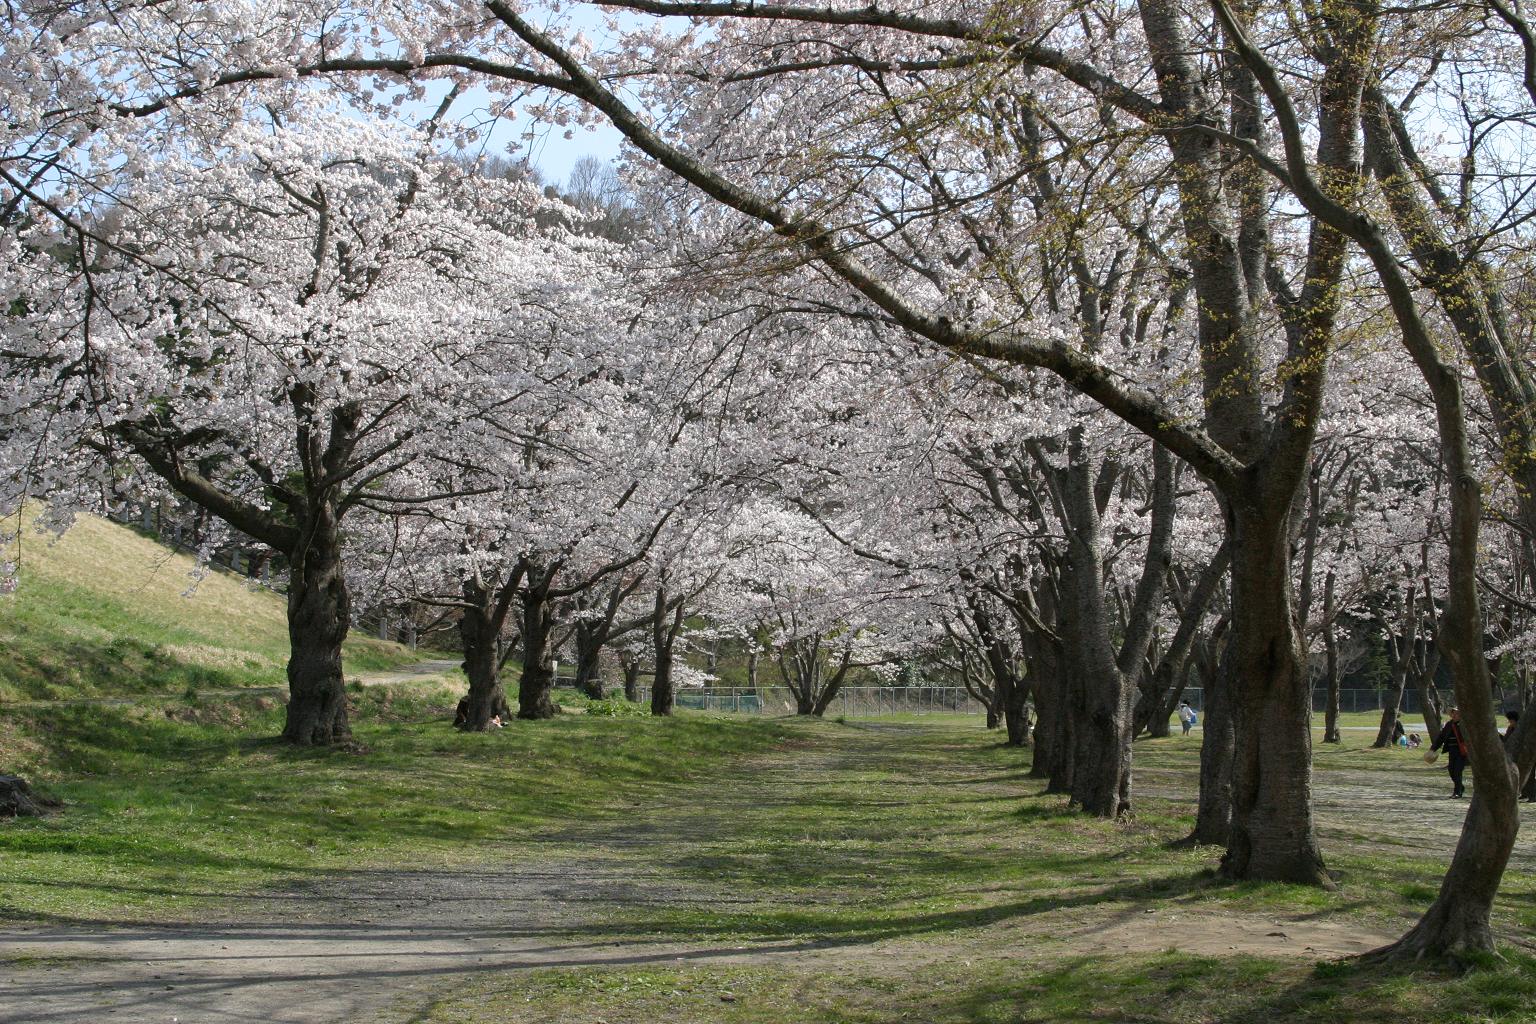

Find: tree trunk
<box><xmin>574</xmin><ymin>626</ymin><xmax>606</xmax><ymax>700</ymax></box>
<box><xmin>517</xmin><ymin>588</ymin><xmax>558</xmax><ymax>720</ymax></box>
<box><xmin>1028</xmin><ymin>673</ymin><xmax>1054</xmax><ymax>777</ymax></box>
<box><xmin>281</xmin><ymin>508</ymin><xmax>352</xmax><ymax>746</ymax></box>
<box><xmin>1373</xmin><ymin>474</ymin><xmax>1520</xmax><ymax>959</ymax></box>
<box><xmin>650</xmin><ymin>652</ymin><xmax>675</xmax><ymax>716</ymax></box>
<box><xmin>1322</xmin><ymin>606</ymin><xmax>1342</xmax><ymax>744</ymax></box>
<box><xmin>0</xmin><ymin>775</ymin><xmax>60</xmax><ymax>817</ymax></box>
<box><xmin>1191</xmin><ymin>644</ymin><xmax>1235</xmax><ymax>846</ymax></box>
<box><xmin>622</xmin><ymin>654</ymin><xmax>642</xmax><ymax>702</ymax></box>
<box><xmin>792</xmin><ymin>687</ymin><xmax>815</xmax><ymax>716</ymax></box>
<box><xmin>650</xmin><ymin>586</ymin><xmax>683</xmax><ymax>717</ymax></box>
<box><xmin>1062</xmin><ymin>459</ymin><xmax>1133</xmax><ymax>818</ymax></box>
<box><xmin>458</xmin><ymin>581</ymin><xmax>511</xmax><ymax>730</ymax></box>
<box><xmin>811</xmin><ymin>663</ymin><xmax>850</xmax><ymax>717</ymax></box>
<box><xmin>1373</xmin><ymin>614</ymin><xmax>1413</xmax><ymax>748</ymax></box>
<box><xmin>1416</xmin><ymin>654</ymin><xmax>1445</xmax><ymax>741</ymax></box>
<box><xmin>1220</xmin><ymin>507</ymin><xmax>1331</xmax><ymax>886</ymax></box>
<box><xmin>1146</xmin><ymin>684</ymin><xmax>1175</xmax><ymax>738</ymax></box>
<box><xmin>1003</xmin><ymin>679</ymin><xmax>1031</xmax><ymax>746</ymax></box>
<box><xmin>1026</xmin><ymin>638</ymin><xmax>1068</xmax><ymax>784</ymax></box>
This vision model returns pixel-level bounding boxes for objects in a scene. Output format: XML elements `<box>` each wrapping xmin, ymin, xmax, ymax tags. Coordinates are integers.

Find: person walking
<box><xmin>1178</xmin><ymin>701</ymin><xmax>1197</xmax><ymax>736</ymax></box>
<box><xmin>1429</xmin><ymin>706</ymin><xmax>1470</xmax><ymax>798</ymax></box>
<box><xmin>1504</xmin><ymin>710</ymin><xmax>1535</xmax><ymax>803</ymax></box>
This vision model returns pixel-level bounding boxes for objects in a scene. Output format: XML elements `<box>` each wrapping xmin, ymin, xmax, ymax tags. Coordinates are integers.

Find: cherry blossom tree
<box><xmin>2</xmin><ymin>109</ymin><xmax>548</xmax><ymax>743</ymax></box>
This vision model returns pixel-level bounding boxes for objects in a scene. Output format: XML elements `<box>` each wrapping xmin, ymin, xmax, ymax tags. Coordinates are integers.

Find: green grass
<box><xmin>421</xmin><ymin>951</ymin><xmax>1536</xmax><ymax>1024</ymax></box>
<box><xmin>2</xmin><ymin>526</ymin><xmax>1531</xmax><ymax>1024</ymax></box>
<box><xmin>4</xmin><ymin>692</ymin><xmax>1535</xmax><ymax>1021</ymax></box>
<box><xmin>0</xmin><ymin>684</ymin><xmax>794</xmax><ymax>922</ymax></box>
<box><xmin>0</xmin><ymin>509</ymin><xmax>422</xmax><ymax>702</ymax></box>
<box><xmin>405</xmin><ymin>719</ymin><xmax>1536</xmax><ymax>1024</ymax></box>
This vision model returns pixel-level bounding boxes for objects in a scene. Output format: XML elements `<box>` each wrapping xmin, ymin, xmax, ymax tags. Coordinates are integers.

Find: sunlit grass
<box><xmin>0</xmin><ymin>509</ymin><xmax>421</xmax><ymax>702</ymax></box>
<box><xmin>0</xmin><ymin>685</ymin><xmax>794</xmax><ymax>922</ymax></box>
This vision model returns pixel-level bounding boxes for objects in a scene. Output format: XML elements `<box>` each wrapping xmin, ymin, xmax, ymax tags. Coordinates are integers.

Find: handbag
<box><xmin>1423</xmin><ymin>751</ymin><xmax>1439</xmax><ymax>764</ymax></box>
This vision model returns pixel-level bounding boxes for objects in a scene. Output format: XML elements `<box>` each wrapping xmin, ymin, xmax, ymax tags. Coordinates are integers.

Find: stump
<box><xmin>0</xmin><ymin>775</ymin><xmax>61</xmax><ymax>817</ymax></box>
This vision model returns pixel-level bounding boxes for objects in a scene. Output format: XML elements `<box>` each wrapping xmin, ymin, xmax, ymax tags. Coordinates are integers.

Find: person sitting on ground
<box><xmin>1177</xmin><ymin>701</ymin><xmax>1197</xmax><ymax>736</ymax></box>
<box><xmin>1407</xmin><ymin>732</ymin><xmax>1422</xmax><ymax>749</ymax></box>
<box><xmin>1429</xmin><ymin>706</ymin><xmax>1470</xmax><ymax>798</ymax></box>
<box><xmin>453</xmin><ymin>696</ymin><xmax>470</xmax><ymax>729</ymax></box>
<box><xmin>1391</xmin><ymin>719</ymin><xmax>1407</xmax><ymax>747</ymax></box>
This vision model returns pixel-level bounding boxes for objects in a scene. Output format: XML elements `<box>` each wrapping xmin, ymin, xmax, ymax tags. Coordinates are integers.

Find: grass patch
<box><xmin>0</xmin><ymin>686</ymin><xmax>794</xmax><ymax>922</ymax></box>
<box><xmin>415</xmin><ymin>951</ymin><xmax>1536</xmax><ymax>1024</ymax></box>
<box><xmin>0</xmin><ymin>510</ymin><xmax>423</xmax><ymax>702</ymax></box>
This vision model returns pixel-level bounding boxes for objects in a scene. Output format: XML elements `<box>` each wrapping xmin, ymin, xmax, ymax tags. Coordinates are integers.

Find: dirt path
<box><xmin>352</xmin><ymin>659</ymin><xmax>460</xmax><ymax>688</ymax></box>
<box><xmin>0</xmin><ymin>723</ymin><xmax>1425</xmax><ymax>1024</ymax></box>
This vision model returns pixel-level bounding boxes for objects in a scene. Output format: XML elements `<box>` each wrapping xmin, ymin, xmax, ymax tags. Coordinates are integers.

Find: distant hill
<box><xmin>0</xmin><ymin>509</ymin><xmax>417</xmax><ymax>702</ymax></box>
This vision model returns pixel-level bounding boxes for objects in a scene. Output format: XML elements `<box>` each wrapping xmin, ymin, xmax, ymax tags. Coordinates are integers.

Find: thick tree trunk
<box><xmin>811</xmin><ymin>663</ymin><xmax>850</xmax><ymax>717</ymax></box>
<box><xmin>1191</xmin><ymin>647</ymin><xmax>1235</xmax><ymax>845</ymax></box>
<box><xmin>1145</xmin><ymin>680</ymin><xmax>1177</xmax><ymax>739</ymax></box>
<box><xmin>1027</xmin><ymin>665</ymin><xmax>1056</xmax><ymax>777</ymax></box>
<box><xmin>966</xmin><ymin>591</ymin><xmax>1027</xmax><ymax>744</ymax></box>
<box><xmin>458</xmin><ymin>583</ymin><xmax>512</xmax><ymax>730</ymax></box>
<box><xmin>1026</xmin><ymin>639</ymin><xmax>1071</xmax><ymax>787</ymax></box>
<box><xmin>650</xmin><ymin>655</ymin><xmax>675</xmax><ymax>716</ymax></box>
<box><xmin>282</xmin><ymin>509</ymin><xmax>352</xmax><ymax>746</ymax></box>
<box><xmin>650</xmin><ymin>586</ymin><xmax>683</xmax><ymax>717</ymax></box>
<box><xmin>1003</xmin><ymin>680</ymin><xmax>1031</xmax><ymax>746</ymax></box>
<box><xmin>792</xmin><ymin>688</ymin><xmax>815</xmax><ymax>716</ymax></box>
<box><xmin>0</xmin><ymin>775</ymin><xmax>60</xmax><ymax>817</ymax></box>
<box><xmin>1062</xmin><ymin>460</ymin><xmax>1133</xmax><ymax>818</ymax></box>
<box><xmin>517</xmin><ymin>589</ymin><xmax>558</xmax><ymax>720</ymax></box>
<box><xmin>1220</xmin><ymin>508</ymin><xmax>1331</xmax><ymax>886</ymax></box>
<box><xmin>1046</xmin><ymin>671</ymin><xmax>1076</xmax><ymax>795</ymax></box>
<box><xmin>574</xmin><ymin>628</ymin><xmax>606</xmax><ymax>700</ymax></box>
<box><xmin>1381</xmin><ymin>789</ymin><xmax>1520</xmax><ymax>961</ymax></box>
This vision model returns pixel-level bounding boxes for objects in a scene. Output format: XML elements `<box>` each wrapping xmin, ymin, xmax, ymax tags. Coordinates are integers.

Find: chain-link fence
<box><xmin>1180</xmin><ymin>688</ymin><xmax>1454</xmax><ymax>715</ymax></box>
<box><xmin>644</xmin><ymin>684</ymin><xmax>1456</xmax><ymax>719</ymax></box>
<box><xmin>648</xmin><ymin>686</ymin><xmax>982</xmax><ymax>717</ymax></box>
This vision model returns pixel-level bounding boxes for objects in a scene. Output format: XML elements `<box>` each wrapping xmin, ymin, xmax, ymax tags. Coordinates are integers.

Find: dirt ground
<box><xmin>0</xmin><ymin>718</ymin><xmax>1511</xmax><ymax>1024</ymax></box>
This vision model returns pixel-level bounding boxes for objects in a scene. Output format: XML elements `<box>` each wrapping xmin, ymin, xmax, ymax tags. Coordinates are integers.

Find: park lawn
<box><xmin>417</xmin><ymin>951</ymin><xmax>1536</xmax><ymax>1024</ymax></box>
<box><xmin>0</xmin><ymin>509</ymin><xmax>419</xmax><ymax>702</ymax></box>
<box><xmin>4</xmin><ymin>683</ymin><xmax>1532</xmax><ymax>1022</ymax></box>
<box><xmin>0</xmin><ymin>684</ymin><xmax>795</xmax><ymax>922</ymax></box>
<box><xmin>518</xmin><ymin>723</ymin><xmax>1476</xmax><ymax>946</ymax></box>
<box><xmin>411</xmin><ymin>720</ymin><xmax>1536</xmax><ymax>1024</ymax></box>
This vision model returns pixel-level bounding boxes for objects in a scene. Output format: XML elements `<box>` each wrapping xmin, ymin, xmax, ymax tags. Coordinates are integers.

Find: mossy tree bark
<box><xmin>281</xmin><ymin>501</ymin><xmax>353</xmax><ymax>745</ymax></box>
<box><xmin>456</xmin><ymin>575</ymin><xmax>517</xmax><ymax>730</ymax></box>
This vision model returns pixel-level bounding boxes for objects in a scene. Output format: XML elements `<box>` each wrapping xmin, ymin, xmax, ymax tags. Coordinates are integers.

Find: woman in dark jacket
<box><xmin>1430</xmin><ymin>706</ymin><xmax>1470</xmax><ymax>798</ymax></box>
<box><xmin>1504</xmin><ymin>710</ymin><xmax>1536</xmax><ymax>803</ymax></box>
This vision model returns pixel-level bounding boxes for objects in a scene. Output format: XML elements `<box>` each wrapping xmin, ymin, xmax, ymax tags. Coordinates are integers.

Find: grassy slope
<box><xmin>0</xmin><ymin>509</ymin><xmax>417</xmax><ymax>702</ymax></box>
